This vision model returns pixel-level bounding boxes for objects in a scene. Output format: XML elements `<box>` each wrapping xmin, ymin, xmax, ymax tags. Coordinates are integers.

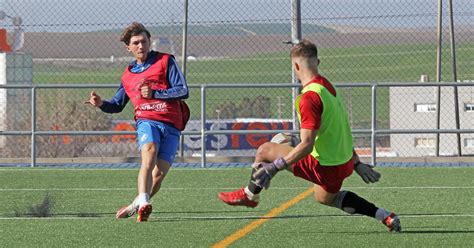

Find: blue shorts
<box><xmin>136</xmin><ymin>119</ymin><xmax>181</xmax><ymax>165</ymax></box>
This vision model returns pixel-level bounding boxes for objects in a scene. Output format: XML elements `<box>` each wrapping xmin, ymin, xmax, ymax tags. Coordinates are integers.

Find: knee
<box><xmin>313</xmin><ymin>192</ymin><xmax>335</xmax><ymax>206</ymax></box>
<box><xmin>152</xmin><ymin>170</ymin><xmax>167</xmax><ymax>182</ymax></box>
<box><xmin>153</xmin><ymin>161</ymin><xmax>171</xmax><ymax>182</ymax></box>
<box><xmin>255</xmin><ymin>142</ymin><xmax>273</xmax><ymax>161</ymax></box>
<box><xmin>141</xmin><ymin>143</ymin><xmax>156</xmax><ymax>154</ymax></box>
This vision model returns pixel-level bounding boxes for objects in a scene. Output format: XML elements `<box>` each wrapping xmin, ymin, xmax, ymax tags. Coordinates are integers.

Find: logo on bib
<box><xmin>139</xmin><ymin>102</ymin><xmax>167</xmax><ymax>112</ymax></box>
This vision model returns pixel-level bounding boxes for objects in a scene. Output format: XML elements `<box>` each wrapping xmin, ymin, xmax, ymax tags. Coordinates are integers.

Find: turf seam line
<box><xmin>211</xmin><ymin>187</ymin><xmax>314</xmax><ymax>248</ymax></box>
<box><xmin>1</xmin><ymin>186</ymin><xmax>473</xmax><ymax>191</ymax></box>
<box><xmin>2</xmin><ymin>213</ymin><xmax>474</xmax><ymax>220</ymax></box>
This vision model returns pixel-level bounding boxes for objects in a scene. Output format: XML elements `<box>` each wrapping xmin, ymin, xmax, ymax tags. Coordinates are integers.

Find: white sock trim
<box><xmin>131</xmin><ymin>197</ymin><xmax>139</xmax><ymax>209</ymax></box>
<box><xmin>138</xmin><ymin>193</ymin><xmax>150</xmax><ymax>207</ymax></box>
<box><xmin>244</xmin><ymin>187</ymin><xmax>259</xmax><ymax>201</ymax></box>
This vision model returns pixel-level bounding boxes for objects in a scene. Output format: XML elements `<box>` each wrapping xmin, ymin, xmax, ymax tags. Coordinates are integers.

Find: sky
<box><xmin>0</xmin><ymin>0</ymin><xmax>472</xmax><ymax>32</ymax></box>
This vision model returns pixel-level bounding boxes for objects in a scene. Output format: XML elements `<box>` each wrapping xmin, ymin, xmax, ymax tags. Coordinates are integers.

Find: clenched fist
<box><xmin>140</xmin><ymin>82</ymin><xmax>153</xmax><ymax>99</ymax></box>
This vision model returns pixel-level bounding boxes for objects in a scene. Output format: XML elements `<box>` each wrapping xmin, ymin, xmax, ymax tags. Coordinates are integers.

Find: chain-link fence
<box><xmin>0</xmin><ymin>0</ymin><xmax>473</xmax><ymax>161</ymax></box>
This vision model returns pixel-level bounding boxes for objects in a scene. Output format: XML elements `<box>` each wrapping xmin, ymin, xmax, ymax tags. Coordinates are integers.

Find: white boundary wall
<box><xmin>0</xmin><ymin>53</ymin><xmax>33</xmax><ymax>148</ymax></box>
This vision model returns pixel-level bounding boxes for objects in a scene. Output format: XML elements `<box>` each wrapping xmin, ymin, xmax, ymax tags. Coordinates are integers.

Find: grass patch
<box><xmin>31</xmin><ymin>42</ymin><xmax>474</xmax><ymax>123</ymax></box>
<box><xmin>0</xmin><ymin>167</ymin><xmax>473</xmax><ymax>247</ymax></box>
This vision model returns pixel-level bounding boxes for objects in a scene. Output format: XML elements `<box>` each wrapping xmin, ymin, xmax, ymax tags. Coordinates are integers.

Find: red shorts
<box><xmin>291</xmin><ymin>154</ymin><xmax>354</xmax><ymax>193</ymax></box>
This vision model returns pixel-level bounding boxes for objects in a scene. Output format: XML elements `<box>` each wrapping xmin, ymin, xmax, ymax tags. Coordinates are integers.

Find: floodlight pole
<box><xmin>291</xmin><ymin>0</ymin><xmax>302</xmax><ymax>131</ymax></box>
<box><xmin>448</xmin><ymin>0</ymin><xmax>461</xmax><ymax>156</ymax></box>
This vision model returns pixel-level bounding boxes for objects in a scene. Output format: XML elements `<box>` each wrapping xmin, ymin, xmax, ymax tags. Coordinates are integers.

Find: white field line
<box><xmin>1</xmin><ymin>214</ymin><xmax>473</xmax><ymax>221</ymax></box>
<box><xmin>2</xmin><ymin>167</ymin><xmax>473</xmax><ymax>172</ymax></box>
<box><xmin>0</xmin><ymin>168</ymin><xmax>249</xmax><ymax>171</ymax></box>
<box><xmin>0</xmin><ymin>186</ymin><xmax>473</xmax><ymax>191</ymax></box>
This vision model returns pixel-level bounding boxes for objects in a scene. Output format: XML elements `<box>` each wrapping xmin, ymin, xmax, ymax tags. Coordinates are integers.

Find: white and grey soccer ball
<box><xmin>270</xmin><ymin>133</ymin><xmax>293</xmax><ymax>146</ymax></box>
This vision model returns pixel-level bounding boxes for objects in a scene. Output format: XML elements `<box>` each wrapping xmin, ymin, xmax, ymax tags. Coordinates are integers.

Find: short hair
<box><xmin>290</xmin><ymin>39</ymin><xmax>318</xmax><ymax>59</ymax></box>
<box><xmin>120</xmin><ymin>22</ymin><xmax>151</xmax><ymax>45</ymax></box>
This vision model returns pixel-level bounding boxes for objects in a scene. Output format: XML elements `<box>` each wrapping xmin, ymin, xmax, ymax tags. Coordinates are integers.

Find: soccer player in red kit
<box><xmin>85</xmin><ymin>22</ymin><xmax>189</xmax><ymax>222</ymax></box>
<box><xmin>218</xmin><ymin>40</ymin><xmax>401</xmax><ymax>232</ymax></box>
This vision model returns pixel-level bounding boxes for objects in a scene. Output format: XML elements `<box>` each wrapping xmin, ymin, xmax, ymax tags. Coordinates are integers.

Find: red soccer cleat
<box><xmin>383</xmin><ymin>212</ymin><xmax>401</xmax><ymax>232</ymax></box>
<box><xmin>115</xmin><ymin>204</ymin><xmax>137</xmax><ymax>219</ymax></box>
<box><xmin>136</xmin><ymin>204</ymin><xmax>153</xmax><ymax>222</ymax></box>
<box><xmin>218</xmin><ymin>188</ymin><xmax>258</xmax><ymax>208</ymax></box>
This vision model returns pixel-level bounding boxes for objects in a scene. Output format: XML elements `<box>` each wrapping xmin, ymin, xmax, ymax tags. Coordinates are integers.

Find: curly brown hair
<box><xmin>120</xmin><ymin>22</ymin><xmax>151</xmax><ymax>45</ymax></box>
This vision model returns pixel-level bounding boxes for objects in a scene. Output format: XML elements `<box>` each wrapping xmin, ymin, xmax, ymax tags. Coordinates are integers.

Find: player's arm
<box><xmin>100</xmin><ymin>84</ymin><xmax>129</xmax><ymax>113</ymax></box>
<box><xmin>146</xmin><ymin>56</ymin><xmax>188</xmax><ymax>100</ymax></box>
<box><xmin>259</xmin><ymin>91</ymin><xmax>320</xmax><ymax>169</ymax></box>
<box><xmin>252</xmin><ymin>129</ymin><xmax>316</xmax><ymax>189</ymax></box>
<box><xmin>282</xmin><ymin>91</ymin><xmax>320</xmax><ymax>165</ymax></box>
<box><xmin>282</xmin><ymin>128</ymin><xmax>316</xmax><ymax>166</ymax></box>
<box><xmin>252</xmin><ymin>92</ymin><xmax>320</xmax><ymax>189</ymax></box>
<box><xmin>85</xmin><ymin>83</ymin><xmax>129</xmax><ymax>113</ymax></box>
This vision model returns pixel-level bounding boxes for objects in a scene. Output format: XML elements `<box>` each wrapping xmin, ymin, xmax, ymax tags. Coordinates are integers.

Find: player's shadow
<box><xmin>52</xmin><ymin>212</ymin><xmax>114</xmax><ymax>217</ymax></box>
<box><xmin>24</xmin><ymin>209</ymin><xmax>263</xmax><ymax>219</ymax></box>
<box><xmin>401</xmin><ymin>230</ymin><xmax>474</xmax><ymax>234</ymax></box>
<box><xmin>159</xmin><ymin>209</ymin><xmax>261</xmax><ymax>214</ymax></box>
<box><xmin>149</xmin><ymin>212</ymin><xmax>474</xmax><ymax>229</ymax></box>
<box><xmin>147</xmin><ymin>213</ymin><xmax>346</xmax><ymax>223</ymax></box>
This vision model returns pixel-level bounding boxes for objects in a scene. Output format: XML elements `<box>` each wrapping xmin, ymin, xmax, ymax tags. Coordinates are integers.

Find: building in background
<box><xmin>390</xmin><ymin>82</ymin><xmax>474</xmax><ymax>157</ymax></box>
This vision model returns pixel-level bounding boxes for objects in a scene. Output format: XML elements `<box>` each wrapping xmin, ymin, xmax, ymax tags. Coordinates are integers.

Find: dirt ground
<box><xmin>20</xmin><ymin>27</ymin><xmax>474</xmax><ymax>59</ymax></box>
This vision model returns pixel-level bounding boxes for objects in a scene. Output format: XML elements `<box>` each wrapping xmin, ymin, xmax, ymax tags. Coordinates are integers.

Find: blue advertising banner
<box><xmin>182</xmin><ymin>119</ymin><xmax>294</xmax><ymax>150</ymax></box>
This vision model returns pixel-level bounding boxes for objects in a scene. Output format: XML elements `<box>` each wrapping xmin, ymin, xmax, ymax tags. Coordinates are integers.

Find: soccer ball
<box><xmin>270</xmin><ymin>133</ymin><xmax>293</xmax><ymax>146</ymax></box>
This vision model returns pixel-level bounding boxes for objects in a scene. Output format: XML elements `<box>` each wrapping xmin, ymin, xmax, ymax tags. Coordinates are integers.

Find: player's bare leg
<box><xmin>312</xmin><ymin>184</ymin><xmax>338</xmax><ymax>207</ymax></box>
<box><xmin>150</xmin><ymin>159</ymin><xmax>171</xmax><ymax>197</ymax></box>
<box><xmin>218</xmin><ymin>142</ymin><xmax>293</xmax><ymax>207</ymax></box>
<box><xmin>116</xmin><ymin>159</ymin><xmax>170</xmax><ymax>219</ymax></box>
<box><xmin>314</xmin><ymin>184</ymin><xmax>401</xmax><ymax>232</ymax></box>
<box><xmin>135</xmin><ymin>142</ymin><xmax>156</xmax><ymax>222</ymax></box>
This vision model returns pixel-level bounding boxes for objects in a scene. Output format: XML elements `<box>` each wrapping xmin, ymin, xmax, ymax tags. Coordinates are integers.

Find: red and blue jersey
<box><xmin>100</xmin><ymin>51</ymin><xmax>189</xmax><ymax>130</ymax></box>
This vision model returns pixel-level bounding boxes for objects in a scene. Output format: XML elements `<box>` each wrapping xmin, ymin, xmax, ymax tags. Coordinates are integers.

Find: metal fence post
<box><xmin>371</xmin><ymin>84</ymin><xmax>377</xmax><ymax>166</ymax></box>
<box><xmin>178</xmin><ymin>0</ymin><xmax>189</xmax><ymax>158</ymax></box>
<box><xmin>200</xmin><ymin>85</ymin><xmax>206</xmax><ymax>168</ymax></box>
<box><xmin>291</xmin><ymin>0</ymin><xmax>301</xmax><ymax>133</ymax></box>
<box><xmin>181</xmin><ymin>0</ymin><xmax>189</xmax><ymax>75</ymax></box>
<box><xmin>30</xmin><ymin>86</ymin><xmax>36</xmax><ymax>168</ymax></box>
<box><xmin>435</xmin><ymin>0</ymin><xmax>443</xmax><ymax>157</ymax></box>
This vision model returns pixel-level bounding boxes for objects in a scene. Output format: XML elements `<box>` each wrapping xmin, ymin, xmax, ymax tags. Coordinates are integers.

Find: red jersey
<box><xmin>121</xmin><ymin>52</ymin><xmax>189</xmax><ymax>130</ymax></box>
<box><xmin>298</xmin><ymin>75</ymin><xmax>337</xmax><ymax>131</ymax></box>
